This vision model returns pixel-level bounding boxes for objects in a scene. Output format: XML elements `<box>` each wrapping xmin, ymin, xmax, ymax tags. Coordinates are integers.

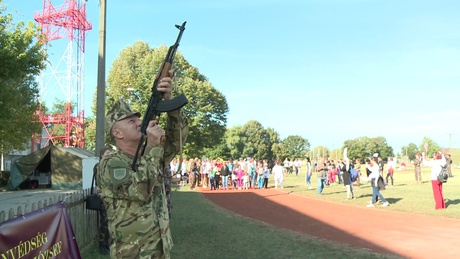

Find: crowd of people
<box><xmin>313</xmin><ymin>150</ymin><xmax>453</xmax><ymax>210</ymax></box>
<box><xmin>172</xmin><ymin>149</ymin><xmax>453</xmax><ymax>212</ymax></box>
<box><xmin>172</xmin><ymin>157</ymin><xmax>275</xmax><ymax>190</ymax></box>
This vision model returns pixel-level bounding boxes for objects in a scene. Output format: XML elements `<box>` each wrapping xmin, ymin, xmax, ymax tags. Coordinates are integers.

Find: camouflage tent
<box><xmin>9</xmin><ymin>145</ymin><xmax>95</xmax><ymax>190</ymax></box>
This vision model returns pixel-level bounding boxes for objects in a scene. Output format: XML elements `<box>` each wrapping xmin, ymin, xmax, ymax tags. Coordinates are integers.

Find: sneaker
<box><xmin>381</xmin><ymin>202</ymin><xmax>389</xmax><ymax>207</ymax></box>
<box><xmin>366</xmin><ymin>203</ymin><xmax>374</xmax><ymax>208</ymax></box>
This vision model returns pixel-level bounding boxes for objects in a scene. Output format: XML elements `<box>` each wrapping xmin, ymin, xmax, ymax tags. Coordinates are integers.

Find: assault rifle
<box><xmin>131</xmin><ymin>21</ymin><xmax>188</xmax><ymax>171</ymax></box>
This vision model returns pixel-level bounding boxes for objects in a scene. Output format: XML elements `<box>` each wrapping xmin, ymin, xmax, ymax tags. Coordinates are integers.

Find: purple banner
<box><xmin>0</xmin><ymin>202</ymin><xmax>81</xmax><ymax>259</ymax></box>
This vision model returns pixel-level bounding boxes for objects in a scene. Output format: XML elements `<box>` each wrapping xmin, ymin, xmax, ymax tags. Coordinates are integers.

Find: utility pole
<box><xmin>405</xmin><ymin>147</ymin><xmax>407</xmax><ymax>163</ymax></box>
<box><xmin>447</xmin><ymin>133</ymin><xmax>453</xmax><ymax>150</ymax></box>
<box><xmin>95</xmin><ymin>0</ymin><xmax>107</xmax><ymax>156</ymax></box>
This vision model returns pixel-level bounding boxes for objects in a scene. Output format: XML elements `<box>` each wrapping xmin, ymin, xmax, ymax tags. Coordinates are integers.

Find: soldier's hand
<box><xmin>146</xmin><ymin>120</ymin><xmax>165</xmax><ymax>147</ymax></box>
<box><xmin>158</xmin><ymin>70</ymin><xmax>173</xmax><ymax>101</ymax></box>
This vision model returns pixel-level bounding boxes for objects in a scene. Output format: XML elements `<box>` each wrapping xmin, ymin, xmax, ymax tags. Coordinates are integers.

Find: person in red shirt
<box><xmin>213</xmin><ymin>158</ymin><xmax>223</xmax><ymax>189</ymax></box>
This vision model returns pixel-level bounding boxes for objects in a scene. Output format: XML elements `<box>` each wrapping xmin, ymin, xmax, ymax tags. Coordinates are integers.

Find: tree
<box><xmin>241</xmin><ymin>121</ymin><xmax>271</xmax><ymax>159</ymax></box>
<box><xmin>330</xmin><ymin>148</ymin><xmax>342</xmax><ymax>160</ymax></box>
<box><xmin>203</xmin><ymin>140</ymin><xmax>231</xmax><ymax>161</ymax></box>
<box><xmin>0</xmin><ymin>3</ymin><xmax>47</xmax><ymax>154</ymax></box>
<box><xmin>280</xmin><ymin>135</ymin><xmax>310</xmax><ymax>159</ymax></box>
<box><xmin>311</xmin><ymin>145</ymin><xmax>330</xmax><ymax>160</ymax></box>
<box><xmin>272</xmin><ymin>135</ymin><xmax>310</xmax><ymax>161</ymax></box>
<box><xmin>419</xmin><ymin>137</ymin><xmax>441</xmax><ymax>157</ymax></box>
<box><xmin>87</xmin><ymin>41</ymin><xmax>229</xmax><ymax>155</ymax></box>
<box><xmin>224</xmin><ymin>123</ymin><xmax>285</xmax><ymax>162</ymax></box>
<box><xmin>224</xmin><ymin>125</ymin><xmax>245</xmax><ymax>160</ymax></box>
<box><xmin>84</xmin><ymin>117</ymin><xmax>96</xmax><ymax>151</ymax></box>
<box><xmin>400</xmin><ymin>143</ymin><xmax>418</xmax><ymax>161</ymax></box>
<box><xmin>370</xmin><ymin>136</ymin><xmax>394</xmax><ymax>159</ymax></box>
<box><xmin>266</xmin><ymin>127</ymin><xmax>280</xmax><ymax>160</ymax></box>
<box><xmin>342</xmin><ymin>136</ymin><xmax>393</xmax><ymax>161</ymax></box>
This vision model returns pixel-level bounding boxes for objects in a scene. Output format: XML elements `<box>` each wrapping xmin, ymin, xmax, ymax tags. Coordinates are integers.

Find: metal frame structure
<box><xmin>33</xmin><ymin>0</ymin><xmax>92</xmax><ymax>149</ymax></box>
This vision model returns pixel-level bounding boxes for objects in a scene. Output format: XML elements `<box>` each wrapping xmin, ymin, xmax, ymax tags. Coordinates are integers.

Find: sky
<box><xmin>4</xmin><ymin>0</ymin><xmax>460</xmax><ymax>153</ymax></box>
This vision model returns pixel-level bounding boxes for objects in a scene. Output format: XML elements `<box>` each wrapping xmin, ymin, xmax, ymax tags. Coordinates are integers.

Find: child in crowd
<box><xmin>235</xmin><ymin>164</ymin><xmax>244</xmax><ymax>189</ymax></box>
<box><xmin>232</xmin><ymin>170</ymin><xmax>238</xmax><ymax>190</ymax></box>
<box><xmin>263</xmin><ymin>165</ymin><xmax>270</xmax><ymax>189</ymax></box>
<box><xmin>257</xmin><ymin>162</ymin><xmax>264</xmax><ymax>189</ymax></box>
<box><xmin>243</xmin><ymin>172</ymin><xmax>249</xmax><ymax>190</ymax></box>
<box><xmin>209</xmin><ymin>169</ymin><xmax>216</xmax><ymax>190</ymax></box>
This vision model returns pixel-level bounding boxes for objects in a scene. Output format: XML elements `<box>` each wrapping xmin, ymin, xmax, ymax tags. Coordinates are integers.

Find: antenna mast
<box><xmin>33</xmin><ymin>0</ymin><xmax>92</xmax><ymax>150</ymax></box>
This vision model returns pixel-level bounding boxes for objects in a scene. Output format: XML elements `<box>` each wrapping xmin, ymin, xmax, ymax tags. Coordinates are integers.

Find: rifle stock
<box><xmin>131</xmin><ymin>21</ymin><xmax>188</xmax><ymax>170</ymax></box>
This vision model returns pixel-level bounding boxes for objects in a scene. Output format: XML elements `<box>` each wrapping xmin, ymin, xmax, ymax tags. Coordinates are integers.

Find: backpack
<box><xmin>437</xmin><ymin>165</ymin><xmax>448</xmax><ymax>183</ymax></box>
<box><xmin>350</xmin><ymin>168</ymin><xmax>359</xmax><ymax>182</ymax></box>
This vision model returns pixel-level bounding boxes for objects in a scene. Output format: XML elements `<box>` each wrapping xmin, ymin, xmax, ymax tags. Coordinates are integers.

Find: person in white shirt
<box><xmin>305</xmin><ymin>157</ymin><xmax>312</xmax><ymax>189</ymax></box>
<box><xmin>201</xmin><ymin>158</ymin><xmax>211</xmax><ymax>188</ymax></box>
<box><xmin>361</xmin><ymin>157</ymin><xmax>389</xmax><ymax>208</ymax></box>
<box><xmin>272</xmin><ymin>159</ymin><xmax>284</xmax><ymax>189</ymax></box>
<box><xmin>294</xmin><ymin>158</ymin><xmax>301</xmax><ymax>176</ymax></box>
<box><xmin>386</xmin><ymin>157</ymin><xmax>396</xmax><ymax>187</ymax></box>
<box><xmin>422</xmin><ymin>151</ymin><xmax>447</xmax><ymax>210</ymax></box>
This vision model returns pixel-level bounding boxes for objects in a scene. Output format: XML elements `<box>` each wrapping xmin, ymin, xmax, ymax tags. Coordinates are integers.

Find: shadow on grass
<box><xmin>385</xmin><ymin>197</ymin><xmax>403</xmax><ymax>204</ymax></box>
<box><xmin>446</xmin><ymin>199</ymin><xmax>460</xmax><ymax>207</ymax></box>
<box><xmin>197</xmin><ymin>189</ymin><xmax>404</xmax><ymax>259</ymax></box>
<box><xmin>321</xmin><ymin>190</ymin><xmax>347</xmax><ymax>195</ymax></box>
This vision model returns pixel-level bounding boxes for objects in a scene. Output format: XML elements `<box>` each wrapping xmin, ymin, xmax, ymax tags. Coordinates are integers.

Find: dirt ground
<box><xmin>201</xmin><ymin>187</ymin><xmax>460</xmax><ymax>259</ymax></box>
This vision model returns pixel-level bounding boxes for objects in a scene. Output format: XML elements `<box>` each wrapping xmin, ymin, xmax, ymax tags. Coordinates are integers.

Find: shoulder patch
<box><xmin>113</xmin><ymin>168</ymin><xmax>127</xmax><ymax>180</ymax></box>
<box><xmin>107</xmin><ymin>158</ymin><xmax>131</xmax><ymax>186</ymax></box>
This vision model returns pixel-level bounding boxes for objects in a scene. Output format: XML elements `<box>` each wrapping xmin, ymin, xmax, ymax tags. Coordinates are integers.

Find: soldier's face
<box><xmin>113</xmin><ymin>115</ymin><xmax>142</xmax><ymax>143</ymax></box>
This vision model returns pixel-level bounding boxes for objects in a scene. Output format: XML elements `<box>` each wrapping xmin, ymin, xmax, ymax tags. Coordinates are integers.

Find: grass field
<box><xmin>81</xmin><ymin>164</ymin><xmax>459</xmax><ymax>258</ymax></box>
<box><xmin>287</xmin><ymin>165</ymin><xmax>460</xmax><ymax>218</ymax></box>
<box><xmin>446</xmin><ymin>148</ymin><xmax>460</xmax><ymax>164</ymax></box>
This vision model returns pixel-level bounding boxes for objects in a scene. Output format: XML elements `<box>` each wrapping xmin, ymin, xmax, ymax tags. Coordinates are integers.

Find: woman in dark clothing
<box><xmin>342</xmin><ymin>148</ymin><xmax>355</xmax><ymax>200</ymax></box>
<box><xmin>220</xmin><ymin>161</ymin><xmax>230</xmax><ymax>190</ymax></box>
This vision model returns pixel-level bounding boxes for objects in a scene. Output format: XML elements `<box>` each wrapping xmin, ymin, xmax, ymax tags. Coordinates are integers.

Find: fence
<box><xmin>0</xmin><ymin>188</ymin><xmax>99</xmax><ymax>252</ymax></box>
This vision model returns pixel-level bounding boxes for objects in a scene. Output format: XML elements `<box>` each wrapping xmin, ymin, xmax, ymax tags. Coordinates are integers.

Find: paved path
<box><xmin>201</xmin><ymin>188</ymin><xmax>460</xmax><ymax>259</ymax></box>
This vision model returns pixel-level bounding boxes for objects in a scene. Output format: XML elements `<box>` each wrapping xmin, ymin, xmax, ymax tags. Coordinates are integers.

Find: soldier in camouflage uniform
<box><xmin>414</xmin><ymin>152</ymin><xmax>422</xmax><ymax>184</ymax></box>
<box><xmin>95</xmin><ymin>146</ymin><xmax>112</xmax><ymax>255</ymax></box>
<box><xmin>97</xmin><ymin>75</ymin><xmax>188</xmax><ymax>258</ymax></box>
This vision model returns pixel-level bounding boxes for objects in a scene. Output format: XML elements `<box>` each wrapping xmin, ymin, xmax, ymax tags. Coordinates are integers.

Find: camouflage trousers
<box><xmin>414</xmin><ymin>167</ymin><xmax>422</xmax><ymax>183</ymax></box>
<box><xmin>109</xmin><ymin>222</ymin><xmax>171</xmax><ymax>259</ymax></box>
<box><xmin>99</xmin><ymin>204</ymin><xmax>110</xmax><ymax>248</ymax></box>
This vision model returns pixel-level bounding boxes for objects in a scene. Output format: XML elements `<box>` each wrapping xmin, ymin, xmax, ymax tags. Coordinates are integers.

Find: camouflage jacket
<box><xmin>97</xmin><ymin>110</ymin><xmax>188</xmax><ymax>258</ymax></box>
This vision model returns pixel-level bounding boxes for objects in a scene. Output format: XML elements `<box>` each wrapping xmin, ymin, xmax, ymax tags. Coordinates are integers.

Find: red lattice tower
<box><xmin>33</xmin><ymin>0</ymin><xmax>92</xmax><ymax>150</ymax></box>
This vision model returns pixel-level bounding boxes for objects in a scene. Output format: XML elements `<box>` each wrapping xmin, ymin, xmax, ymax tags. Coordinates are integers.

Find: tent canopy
<box><xmin>9</xmin><ymin>145</ymin><xmax>95</xmax><ymax>190</ymax></box>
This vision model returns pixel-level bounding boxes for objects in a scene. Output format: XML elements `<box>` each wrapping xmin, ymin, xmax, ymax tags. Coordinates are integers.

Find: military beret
<box><xmin>105</xmin><ymin>99</ymin><xmax>141</xmax><ymax>133</ymax></box>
